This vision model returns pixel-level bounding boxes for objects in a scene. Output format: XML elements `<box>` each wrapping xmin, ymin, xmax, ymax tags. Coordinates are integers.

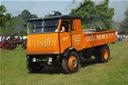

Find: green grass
<box><xmin>0</xmin><ymin>41</ymin><xmax>128</xmax><ymax>85</ymax></box>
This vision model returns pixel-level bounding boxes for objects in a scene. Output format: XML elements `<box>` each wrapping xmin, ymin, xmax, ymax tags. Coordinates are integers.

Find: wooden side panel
<box><xmin>83</xmin><ymin>31</ymin><xmax>116</xmax><ymax>48</ymax></box>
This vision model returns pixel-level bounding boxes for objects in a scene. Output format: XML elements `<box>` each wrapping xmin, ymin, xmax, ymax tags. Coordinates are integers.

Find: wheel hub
<box><xmin>68</xmin><ymin>56</ymin><xmax>78</xmax><ymax>70</ymax></box>
<box><xmin>104</xmin><ymin>48</ymin><xmax>108</xmax><ymax>60</ymax></box>
<box><xmin>71</xmin><ymin>59</ymin><xmax>77</xmax><ymax>68</ymax></box>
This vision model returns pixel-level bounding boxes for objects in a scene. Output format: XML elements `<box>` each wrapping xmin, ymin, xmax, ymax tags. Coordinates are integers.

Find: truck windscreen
<box><xmin>28</xmin><ymin>20</ymin><xmax>59</xmax><ymax>34</ymax></box>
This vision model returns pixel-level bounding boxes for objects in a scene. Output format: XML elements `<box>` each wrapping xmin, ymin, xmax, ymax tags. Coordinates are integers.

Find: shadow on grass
<box><xmin>28</xmin><ymin>66</ymin><xmax>62</xmax><ymax>74</ymax></box>
<box><xmin>28</xmin><ymin>59</ymin><xmax>98</xmax><ymax>74</ymax></box>
<box><xmin>80</xmin><ymin>59</ymin><xmax>97</xmax><ymax>67</ymax></box>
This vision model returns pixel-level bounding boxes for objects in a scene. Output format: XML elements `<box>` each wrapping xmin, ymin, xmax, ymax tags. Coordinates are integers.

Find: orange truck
<box><xmin>26</xmin><ymin>15</ymin><xmax>116</xmax><ymax>74</ymax></box>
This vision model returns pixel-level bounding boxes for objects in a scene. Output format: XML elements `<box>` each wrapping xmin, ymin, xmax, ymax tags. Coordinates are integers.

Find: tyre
<box><xmin>22</xmin><ymin>40</ymin><xmax>27</xmax><ymax>49</ymax></box>
<box><xmin>2</xmin><ymin>42</ymin><xmax>13</xmax><ymax>50</ymax></box>
<box><xmin>27</xmin><ymin>57</ymin><xmax>43</xmax><ymax>73</ymax></box>
<box><xmin>12</xmin><ymin>43</ymin><xmax>17</xmax><ymax>50</ymax></box>
<box><xmin>94</xmin><ymin>45</ymin><xmax>110</xmax><ymax>63</ymax></box>
<box><xmin>62</xmin><ymin>51</ymin><xmax>80</xmax><ymax>74</ymax></box>
<box><xmin>22</xmin><ymin>43</ymin><xmax>26</xmax><ymax>49</ymax></box>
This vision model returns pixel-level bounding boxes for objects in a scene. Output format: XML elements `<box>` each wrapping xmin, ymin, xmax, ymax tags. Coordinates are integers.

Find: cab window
<box><xmin>60</xmin><ymin>21</ymin><xmax>72</xmax><ymax>32</ymax></box>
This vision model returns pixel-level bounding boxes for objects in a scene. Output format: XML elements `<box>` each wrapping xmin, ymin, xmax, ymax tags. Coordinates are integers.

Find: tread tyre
<box><xmin>62</xmin><ymin>51</ymin><xmax>80</xmax><ymax>74</ymax></box>
<box><xmin>95</xmin><ymin>45</ymin><xmax>110</xmax><ymax>63</ymax></box>
<box><xmin>27</xmin><ymin>57</ymin><xmax>43</xmax><ymax>73</ymax></box>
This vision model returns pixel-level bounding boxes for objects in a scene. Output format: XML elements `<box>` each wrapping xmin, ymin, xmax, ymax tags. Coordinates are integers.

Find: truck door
<box><xmin>70</xmin><ymin>19</ymin><xmax>82</xmax><ymax>50</ymax></box>
<box><xmin>59</xmin><ymin>20</ymin><xmax>72</xmax><ymax>53</ymax></box>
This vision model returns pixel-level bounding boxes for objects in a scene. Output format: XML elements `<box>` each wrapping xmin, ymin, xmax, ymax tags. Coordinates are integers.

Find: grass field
<box><xmin>0</xmin><ymin>41</ymin><xmax>128</xmax><ymax>85</ymax></box>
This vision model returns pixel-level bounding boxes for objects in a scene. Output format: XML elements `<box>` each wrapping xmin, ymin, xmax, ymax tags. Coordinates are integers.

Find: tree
<box><xmin>70</xmin><ymin>0</ymin><xmax>96</xmax><ymax>23</ymax></box>
<box><xmin>5</xmin><ymin>13</ymin><xmax>12</xmax><ymax>20</ymax></box>
<box><xmin>70</xmin><ymin>0</ymin><xmax>114</xmax><ymax>30</ymax></box>
<box><xmin>16</xmin><ymin>10</ymin><xmax>38</xmax><ymax>34</ymax></box>
<box><xmin>119</xmin><ymin>9</ymin><xmax>128</xmax><ymax>34</ymax></box>
<box><xmin>4</xmin><ymin>16</ymin><xmax>26</xmax><ymax>34</ymax></box>
<box><xmin>0</xmin><ymin>5</ymin><xmax>7</xmax><ymax>27</ymax></box>
<box><xmin>70</xmin><ymin>0</ymin><xmax>98</xmax><ymax>29</ymax></box>
<box><xmin>0</xmin><ymin>5</ymin><xmax>9</xmax><ymax>33</ymax></box>
<box><xmin>31</xmin><ymin>14</ymin><xmax>38</xmax><ymax>18</ymax></box>
<box><xmin>95</xmin><ymin>0</ymin><xmax>114</xmax><ymax>30</ymax></box>
<box><xmin>18</xmin><ymin>10</ymin><xmax>38</xmax><ymax>22</ymax></box>
<box><xmin>0</xmin><ymin>6</ymin><xmax>38</xmax><ymax>34</ymax></box>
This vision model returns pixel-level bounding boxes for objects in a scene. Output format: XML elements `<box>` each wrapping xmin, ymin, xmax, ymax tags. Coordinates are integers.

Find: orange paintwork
<box><xmin>27</xmin><ymin>19</ymin><xmax>62</xmax><ymax>55</ymax></box>
<box><xmin>59</xmin><ymin>32</ymin><xmax>71</xmax><ymax>53</ymax></box>
<box><xmin>104</xmin><ymin>48</ymin><xmax>108</xmax><ymax>60</ymax></box>
<box><xmin>71</xmin><ymin>19</ymin><xmax>83</xmax><ymax>51</ymax></box>
<box><xmin>27</xmin><ymin>18</ymin><xmax>116</xmax><ymax>55</ymax></box>
<box><xmin>83</xmin><ymin>31</ymin><xmax>116</xmax><ymax>49</ymax></box>
<box><xmin>27</xmin><ymin>33</ymin><xmax>60</xmax><ymax>54</ymax></box>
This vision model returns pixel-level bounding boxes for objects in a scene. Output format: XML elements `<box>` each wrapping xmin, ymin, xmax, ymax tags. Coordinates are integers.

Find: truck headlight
<box><xmin>49</xmin><ymin>57</ymin><xmax>52</xmax><ymax>62</ymax></box>
<box><xmin>33</xmin><ymin>58</ymin><xmax>36</xmax><ymax>62</ymax></box>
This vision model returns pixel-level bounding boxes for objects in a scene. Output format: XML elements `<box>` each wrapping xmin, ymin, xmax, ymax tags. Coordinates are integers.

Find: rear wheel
<box><xmin>62</xmin><ymin>51</ymin><xmax>80</xmax><ymax>74</ymax></box>
<box><xmin>94</xmin><ymin>45</ymin><xmax>110</xmax><ymax>63</ymax></box>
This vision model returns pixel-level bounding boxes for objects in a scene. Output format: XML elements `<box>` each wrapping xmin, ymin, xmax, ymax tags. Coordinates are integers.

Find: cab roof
<box><xmin>27</xmin><ymin>15</ymin><xmax>81</xmax><ymax>22</ymax></box>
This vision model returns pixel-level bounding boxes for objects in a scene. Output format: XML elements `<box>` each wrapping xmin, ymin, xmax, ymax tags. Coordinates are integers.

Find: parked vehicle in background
<box><xmin>22</xmin><ymin>38</ymin><xmax>27</xmax><ymax>49</ymax></box>
<box><xmin>0</xmin><ymin>33</ymin><xmax>25</xmax><ymax>50</ymax></box>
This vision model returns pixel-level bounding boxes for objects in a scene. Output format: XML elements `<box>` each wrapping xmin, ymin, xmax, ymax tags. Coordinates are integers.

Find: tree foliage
<box><xmin>0</xmin><ymin>5</ymin><xmax>7</xmax><ymax>27</ymax></box>
<box><xmin>18</xmin><ymin>10</ymin><xmax>38</xmax><ymax>22</ymax></box>
<box><xmin>70</xmin><ymin>0</ymin><xmax>114</xmax><ymax>30</ymax></box>
<box><xmin>119</xmin><ymin>9</ymin><xmax>128</xmax><ymax>34</ymax></box>
<box><xmin>0</xmin><ymin>5</ymin><xmax>38</xmax><ymax>35</ymax></box>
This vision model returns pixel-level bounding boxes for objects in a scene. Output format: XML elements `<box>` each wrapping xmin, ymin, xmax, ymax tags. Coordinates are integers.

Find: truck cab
<box><xmin>27</xmin><ymin>15</ymin><xmax>83</xmax><ymax>55</ymax></box>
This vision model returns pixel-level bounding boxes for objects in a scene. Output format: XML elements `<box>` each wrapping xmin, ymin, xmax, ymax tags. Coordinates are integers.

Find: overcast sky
<box><xmin>1</xmin><ymin>0</ymin><xmax>128</xmax><ymax>21</ymax></box>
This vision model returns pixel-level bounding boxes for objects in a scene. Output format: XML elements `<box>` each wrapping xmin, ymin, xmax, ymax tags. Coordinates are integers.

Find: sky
<box><xmin>1</xmin><ymin>0</ymin><xmax>128</xmax><ymax>21</ymax></box>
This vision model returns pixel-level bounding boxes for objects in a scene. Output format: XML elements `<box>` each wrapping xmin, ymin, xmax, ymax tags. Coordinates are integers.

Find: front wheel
<box><xmin>27</xmin><ymin>57</ymin><xmax>43</xmax><ymax>73</ymax></box>
<box><xmin>62</xmin><ymin>51</ymin><xmax>80</xmax><ymax>74</ymax></box>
